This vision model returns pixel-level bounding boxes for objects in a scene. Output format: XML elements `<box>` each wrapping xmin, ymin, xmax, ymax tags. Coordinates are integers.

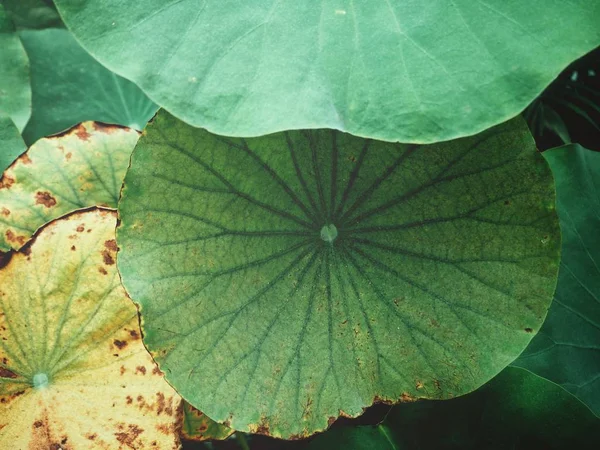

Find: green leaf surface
<box><xmin>308</xmin><ymin>367</ymin><xmax>600</xmax><ymax>450</ymax></box>
<box><xmin>3</xmin><ymin>0</ymin><xmax>63</xmax><ymax>30</ymax></box>
<box><xmin>54</xmin><ymin>1</ymin><xmax>600</xmax><ymax>143</ymax></box>
<box><xmin>117</xmin><ymin>111</ymin><xmax>559</xmax><ymax>438</ymax></box>
<box><xmin>182</xmin><ymin>402</ymin><xmax>234</xmax><ymax>442</ymax></box>
<box><xmin>20</xmin><ymin>28</ymin><xmax>158</xmax><ymax>145</ymax></box>
<box><xmin>0</xmin><ymin>4</ymin><xmax>31</xmax><ymax>132</ymax></box>
<box><xmin>0</xmin><ymin>115</ymin><xmax>26</xmax><ymax>173</ymax></box>
<box><xmin>0</xmin><ymin>122</ymin><xmax>138</xmax><ymax>252</ymax></box>
<box><xmin>0</xmin><ymin>209</ymin><xmax>182</xmax><ymax>449</ymax></box>
<box><xmin>513</xmin><ymin>144</ymin><xmax>600</xmax><ymax>417</ymax></box>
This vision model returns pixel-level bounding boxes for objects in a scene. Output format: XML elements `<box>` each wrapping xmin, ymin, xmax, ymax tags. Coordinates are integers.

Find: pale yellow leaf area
<box><xmin>0</xmin><ymin>122</ymin><xmax>138</xmax><ymax>252</ymax></box>
<box><xmin>0</xmin><ymin>209</ymin><xmax>182</xmax><ymax>449</ymax></box>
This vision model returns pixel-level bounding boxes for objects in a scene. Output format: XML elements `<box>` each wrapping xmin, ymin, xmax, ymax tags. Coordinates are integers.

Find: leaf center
<box><xmin>320</xmin><ymin>224</ymin><xmax>338</xmax><ymax>243</ymax></box>
<box><xmin>32</xmin><ymin>372</ymin><xmax>49</xmax><ymax>389</ymax></box>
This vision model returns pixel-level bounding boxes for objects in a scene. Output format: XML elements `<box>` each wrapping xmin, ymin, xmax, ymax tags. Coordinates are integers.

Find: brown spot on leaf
<box><xmin>115</xmin><ymin>424</ymin><xmax>144</xmax><ymax>447</ymax></box>
<box><xmin>372</xmin><ymin>395</ymin><xmax>394</xmax><ymax>405</ymax></box>
<box><xmin>18</xmin><ymin>153</ymin><xmax>32</xmax><ymax>165</ymax></box>
<box><xmin>400</xmin><ymin>392</ymin><xmax>417</xmax><ymax>402</ymax></box>
<box><xmin>0</xmin><ymin>175</ymin><xmax>15</xmax><ymax>189</ymax></box>
<box><xmin>65</xmin><ymin>152</ymin><xmax>72</xmax><ymax>160</ymax></box>
<box><xmin>338</xmin><ymin>410</ymin><xmax>352</xmax><ymax>418</ymax></box>
<box><xmin>301</xmin><ymin>396</ymin><xmax>313</xmax><ymax>420</ymax></box>
<box><xmin>33</xmin><ymin>421</ymin><xmax>43</xmax><ymax>428</ymax></box>
<box><xmin>129</xmin><ymin>330</ymin><xmax>140</xmax><ymax>339</ymax></box>
<box><xmin>120</xmin><ymin>366</ymin><xmax>126</xmax><ymax>375</ymax></box>
<box><xmin>525</xmin><ymin>327</ymin><xmax>533</xmax><ymax>333</ymax></box>
<box><xmin>155</xmin><ymin>423</ymin><xmax>173</xmax><ymax>435</ymax></box>
<box><xmin>135</xmin><ymin>366</ymin><xmax>147</xmax><ymax>375</ymax></box>
<box><xmin>1</xmin><ymin>208</ymin><xmax>10</xmax><ymax>216</ymax></box>
<box><xmin>0</xmin><ymin>367</ymin><xmax>17</xmax><ymax>378</ymax></box>
<box><xmin>102</xmin><ymin>250</ymin><xmax>115</xmax><ymax>265</ymax></box>
<box><xmin>156</xmin><ymin>392</ymin><xmax>165</xmax><ymax>415</ymax></box>
<box><xmin>98</xmin><ymin>267</ymin><xmax>108</xmax><ymax>275</ymax></box>
<box><xmin>86</xmin><ymin>433</ymin><xmax>97</xmax><ymax>440</ymax></box>
<box><xmin>104</xmin><ymin>239</ymin><xmax>118</xmax><ymax>252</ymax></box>
<box><xmin>327</xmin><ymin>416</ymin><xmax>336</xmax><ymax>427</ymax></box>
<box><xmin>70</xmin><ymin>245</ymin><xmax>76</xmax><ymax>251</ymax></box>
<box><xmin>126</xmin><ymin>396</ymin><xmax>133</xmax><ymax>404</ymax></box>
<box><xmin>152</xmin><ymin>366</ymin><xmax>163</xmax><ymax>376</ymax></box>
<box><xmin>75</xmin><ymin>124</ymin><xmax>92</xmax><ymax>141</ymax></box>
<box><xmin>113</xmin><ymin>339</ymin><xmax>127</xmax><ymax>349</ymax></box>
<box><xmin>93</xmin><ymin>122</ymin><xmax>120</xmax><ymax>134</ymax></box>
<box><xmin>5</xmin><ymin>230</ymin><xmax>26</xmax><ymax>246</ymax></box>
<box><xmin>35</xmin><ymin>191</ymin><xmax>57</xmax><ymax>208</ymax></box>
<box><xmin>76</xmin><ymin>225</ymin><xmax>85</xmax><ymax>233</ymax></box>
<box><xmin>251</xmin><ymin>417</ymin><xmax>270</xmax><ymax>436</ymax></box>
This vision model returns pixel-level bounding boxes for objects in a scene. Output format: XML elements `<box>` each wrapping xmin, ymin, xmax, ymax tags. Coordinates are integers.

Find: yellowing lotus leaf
<box><xmin>0</xmin><ymin>121</ymin><xmax>138</xmax><ymax>252</ymax></box>
<box><xmin>0</xmin><ymin>209</ymin><xmax>182</xmax><ymax>449</ymax></box>
<box><xmin>182</xmin><ymin>402</ymin><xmax>233</xmax><ymax>442</ymax></box>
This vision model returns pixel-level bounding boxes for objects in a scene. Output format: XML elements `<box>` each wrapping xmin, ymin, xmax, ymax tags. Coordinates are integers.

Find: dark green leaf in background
<box><xmin>513</xmin><ymin>144</ymin><xmax>600</xmax><ymax>417</ymax></box>
<box><xmin>19</xmin><ymin>28</ymin><xmax>158</xmax><ymax>145</ymax></box>
<box><xmin>308</xmin><ymin>367</ymin><xmax>600</xmax><ymax>450</ymax></box>
<box><xmin>3</xmin><ymin>0</ymin><xmax>63</xmax><ymax>30</ymax></box>
<box><xmin>0</xmin><ymin>4</ymin><xmax>31</xmax><ymax>132</ymax></box>
<box><xmin>117</xmin><ymin>111</ymin><xmax>559</xmax><ymax>438</ymax></box>
<box><xmin>0</xmin><ymin>115</ymin><xmax>26</xmax><ymax>173</ymax></box>
<box><xmin>53</xmin><ymin>0</ymin><xmax>600</xmax><ymax>143</ymax></box>
<box><xmin>541</xmin><ymin>104</ymin><xmax>572</xmax><ymax>144</ymax></box>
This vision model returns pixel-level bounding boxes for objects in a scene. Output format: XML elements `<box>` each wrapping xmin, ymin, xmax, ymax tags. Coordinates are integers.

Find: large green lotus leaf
<box><xmin>53</xmin><ymin>1</ymin><xmax>600</xmax><ymax>143</ymax></box>
<box><xmin>182</xmin><ymin>402</ymin><xmax>234</xmax><ymax>442</ymax></box>
<box><xmin>19</xmin><ymin>28</ymin><xmax>158</xmax><ymax>145</ymax></box>
<box><xmin>0</xmin><ymin>209</ymin><xmax>182</xmax><ymax>449</ymax></box>
<box><xmin>0</xmin><ymin>122</ymin><xmax>138</xmax><ymax>252</ymax></box>
<box><xmin>0</xmin><ymin>4</ymin><xmax>31</xmax><ymax>132</ymax></box>
<box><xmin>309</xmin><ymin>367</ymin><xmax>600</xmax><ymax>450</ymax></box>
<box><xmin>513</xmin><ymin>144</ymin><xmax>600</xmax><ymax>417</ymax></box>
<box><xmin>3</xmin><ymin>0</ymin><xmax>63</xmax><ymax>30</ymax></box>
<box><xmin>117</xmin><ymin>111</ymin><xmax>559</xmax><ymax>438</ymax></box>
<box><xmin>0</xmin><ymin>115</ymin><xmax>26</xmax><ymax>173</ymax></box>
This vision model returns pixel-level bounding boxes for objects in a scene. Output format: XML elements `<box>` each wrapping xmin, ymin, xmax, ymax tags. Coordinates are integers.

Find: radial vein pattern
<box><xmin>117</xmin><ymin>111</ymin><xmax>559</xmax><ymax>438</ymax></box>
